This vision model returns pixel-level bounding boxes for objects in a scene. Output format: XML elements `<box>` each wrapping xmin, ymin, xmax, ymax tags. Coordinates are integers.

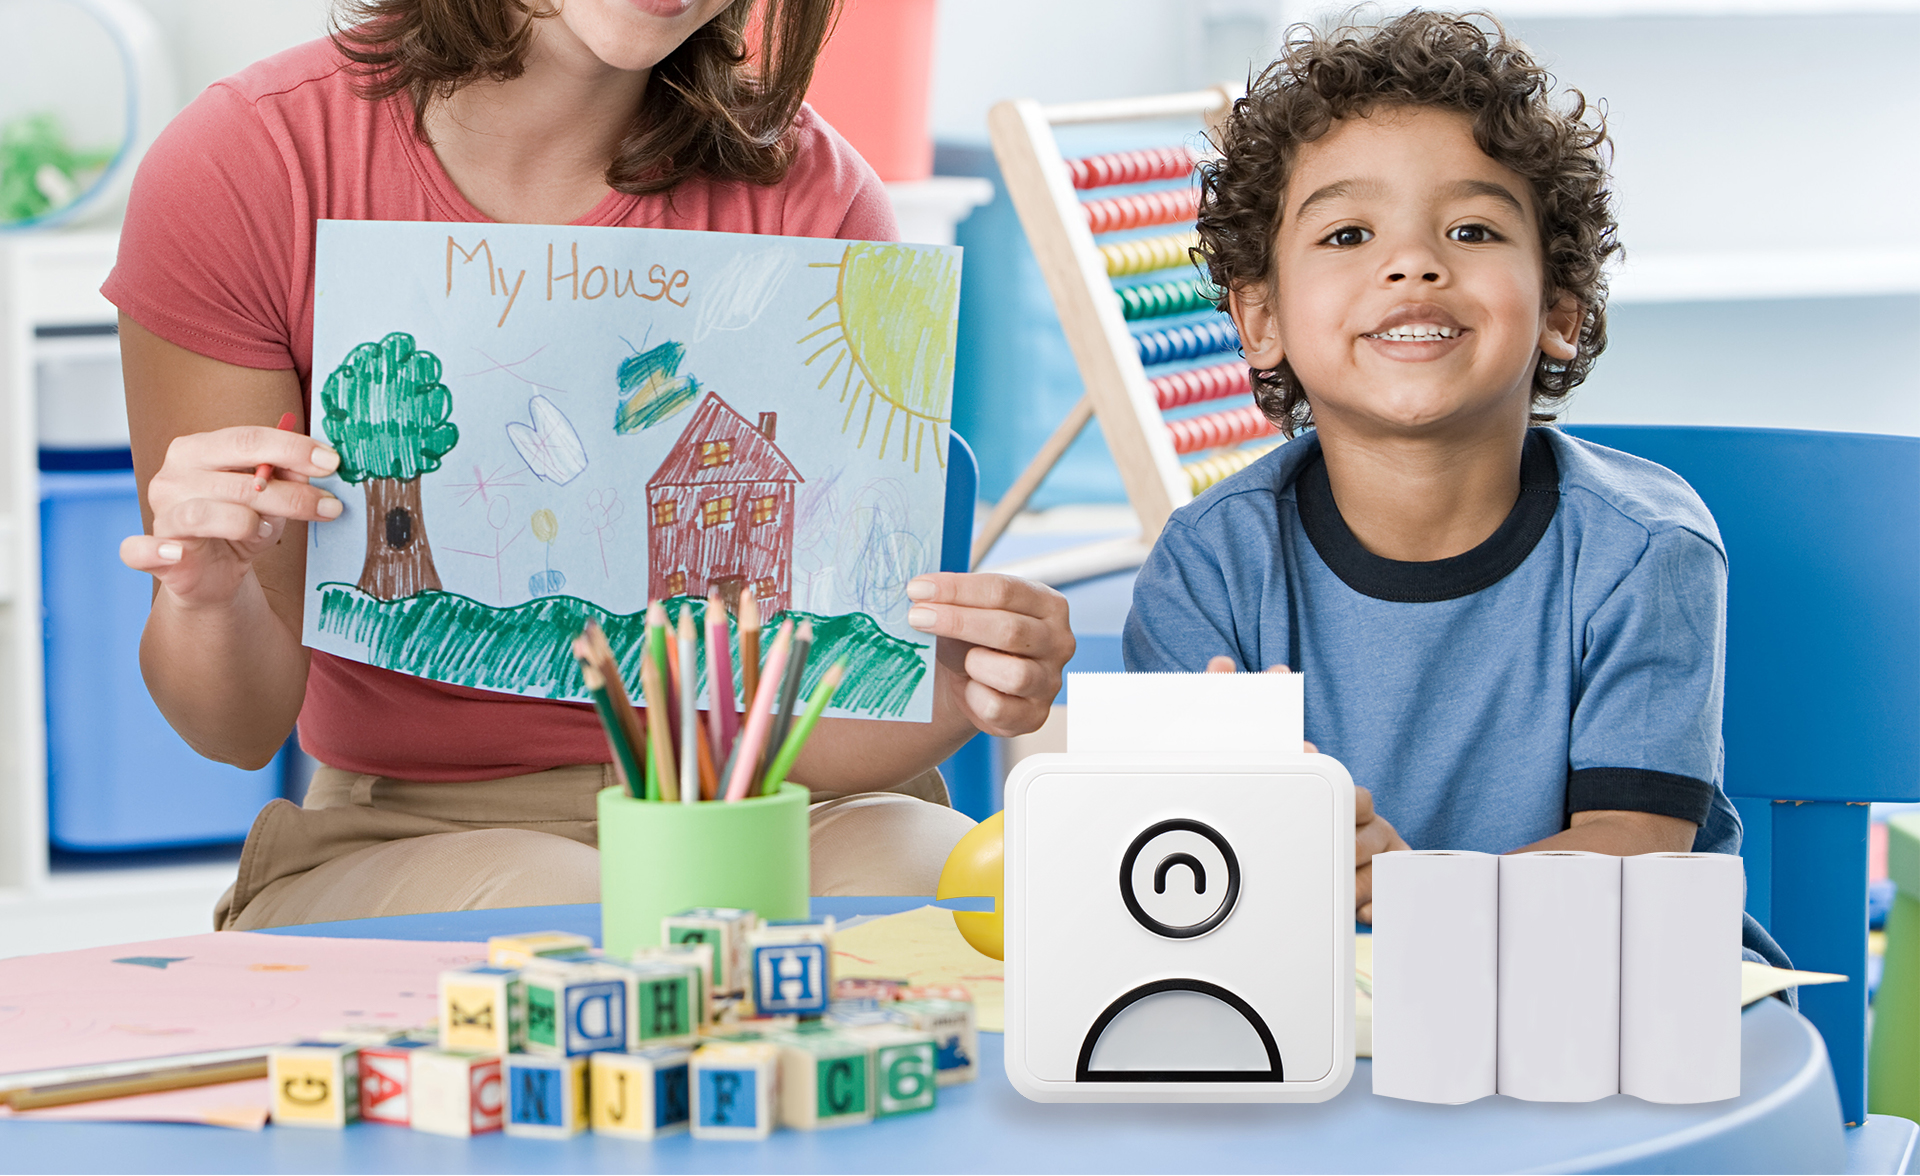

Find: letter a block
<box><xmin>589</xmin><ymin>1047</ymin><xmax>692</xmax><ymax>1140</ymax></box>
<box><xmin>777</xmin><ymin>1030</ymin><xmax>874</xmax><ymax>1130</ymax></box>
<box><xmin>440</xmin><ymin>965</ymin><xmax>523</xmax><ymax>1054</ymax></box>
<box><xmin>892</xmin><ymin>997</ymin><xmax>979</xmax><ymax>1086</ymax></box>
<box><xmin>623</xmin><ymin>960</ymin><xmax>701</xmax><ymax>1047</ymax></box>
<box><xmin>357</xmin><ymin>1038</ymin><xmax>433</xmax><ymax>1126</ymax></box>
<box><xmin>504</xmin><ymin>1054</ymin><xmax>589</xmax><ymax>1139</ymax></box>
<box><xmin>751</xmin><ymin>941</ymin><xmax>831</xmax><ymax>1017</ymax></box>
<box><xmin>522</xmin><ymin>962</ymin><xmax>627</xmax><ymax>1056</ymax></box>
<box><xmin>410</xmin><ymin>1050</ymin><xmax>505</xmax><ymax>1137</ymax></box>
<box><xmin>269</xmin><ymin>1041</ymin><xmax>361</xmax><ymax>1129</ymax></box>
<box><xmin>664</xmin><ymin>908</ymin><xmax>757</xmax><ymax>995</ymax></box>
<box><xmin>690</xmin><ymin>1042</ymin><xmax>778</xmax><ymax>1140</ymax></box>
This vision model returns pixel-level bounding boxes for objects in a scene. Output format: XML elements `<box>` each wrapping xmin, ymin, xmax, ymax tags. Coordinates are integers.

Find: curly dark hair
<box><xmin>331</xmin><ymin>0</ymin><xmax>838</xmax><ymax>197</ymax></box>
<box><xmin>1195</xmin><ymin>10</ymin><xmax>1620</xmax><ymax>434</ymax></box>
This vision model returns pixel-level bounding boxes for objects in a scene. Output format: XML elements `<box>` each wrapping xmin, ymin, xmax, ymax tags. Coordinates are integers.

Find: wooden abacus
<box><xmin>974</xmin><ymin>88</ymin><xmax>1283</xmax><ymax>586</ymax></box>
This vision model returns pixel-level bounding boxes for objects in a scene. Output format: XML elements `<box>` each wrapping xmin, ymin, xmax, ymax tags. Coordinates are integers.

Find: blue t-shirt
<box><xmin>1123</xmin><ymin>427</ymin><xmax>1738</xmax><ymax>857</ymax></box>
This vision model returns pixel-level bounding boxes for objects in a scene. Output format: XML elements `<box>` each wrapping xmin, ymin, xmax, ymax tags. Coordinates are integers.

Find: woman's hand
<box><xmin>120</xmin><ymin>425</ymin><xmax>343</xmax><ymax>608</ymax></box>
<box><xmin>906</xmin><ymin>572</ymin><xmax>1074</xmax><ymax>738</ymax></box>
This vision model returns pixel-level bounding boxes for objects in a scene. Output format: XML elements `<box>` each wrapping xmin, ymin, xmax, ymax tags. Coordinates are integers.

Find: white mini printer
<box><xmin>1003</xmin><ymin>674</ymin><xmax>1355</xmax><ymax>1103</ymax></box>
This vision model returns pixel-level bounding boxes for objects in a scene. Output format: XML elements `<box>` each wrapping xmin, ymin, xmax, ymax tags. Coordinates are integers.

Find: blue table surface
<box><xmin>3</xmin><ymin>899</ymin><xmax>1913</xmax><ymax>1174</ymax></box>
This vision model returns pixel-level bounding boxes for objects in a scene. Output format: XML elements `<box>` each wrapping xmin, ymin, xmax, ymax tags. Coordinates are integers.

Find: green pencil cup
<box><xmin>598</xmin><ymin>783</ymin><xmax>810</xmax><ymax>958</ymax></box>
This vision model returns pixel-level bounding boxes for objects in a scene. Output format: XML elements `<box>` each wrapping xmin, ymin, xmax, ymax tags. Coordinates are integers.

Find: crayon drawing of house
<box><xmin>647</xmin><ymin>393</ymin><xmax>802</xmax><ymax>615</ymax></box>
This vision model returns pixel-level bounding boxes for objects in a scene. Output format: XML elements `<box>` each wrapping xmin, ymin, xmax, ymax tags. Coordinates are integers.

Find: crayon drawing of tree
<box><xmin>321</xmin><ymin>332</ymin><xmax>461</xmax><ymax>600</ymax></box>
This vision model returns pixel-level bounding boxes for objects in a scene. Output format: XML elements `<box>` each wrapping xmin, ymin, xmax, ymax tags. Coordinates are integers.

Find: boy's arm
<box><xmin>1516</xmin><ymin>809</ymin><xmax>1696</xmax><ymax>855</ymax></box>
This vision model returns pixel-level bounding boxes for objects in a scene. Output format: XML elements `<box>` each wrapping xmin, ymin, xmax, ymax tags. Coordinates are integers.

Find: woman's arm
<box><xmin>119</xmin><ymin>316</ymin><xmax>343</xmax><ymax>768</ymax></box>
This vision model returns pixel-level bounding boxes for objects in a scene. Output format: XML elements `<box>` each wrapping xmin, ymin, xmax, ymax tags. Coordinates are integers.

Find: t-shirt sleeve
<box><xmin>780</xmin><ymin>105</ymin><xmax>898</xmax><ymax>243</ymax></box>
<box><xmin>1567</xmin><ymin>524</ymin><xmax>1727</xmax><ymax>825</ymax></box>
<box><xmin>101</xmin><ymin>81</ymin><xmax>297</xmax><ymax>370</ymax></box>
<box><xmin>1123</xmin><ymin>514</ymin><xmax>1247</xmax><ymax>672</ymax></box>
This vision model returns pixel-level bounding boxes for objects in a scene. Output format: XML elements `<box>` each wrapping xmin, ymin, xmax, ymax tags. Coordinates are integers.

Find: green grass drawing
<box><xmin>315</xmin><ymin>585</ymin><xmax>928</xmax><ymax>717</ymax></box>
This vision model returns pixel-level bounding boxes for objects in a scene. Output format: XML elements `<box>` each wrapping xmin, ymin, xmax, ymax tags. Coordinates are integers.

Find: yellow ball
<box><xmin>937</xmin><ymin>810</ymin><xmax>1004</xmax><ymax>961</ymax></box>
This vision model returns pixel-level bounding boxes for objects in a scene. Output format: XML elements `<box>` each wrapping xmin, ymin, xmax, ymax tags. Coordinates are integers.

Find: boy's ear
<box><xmin>1540</xmin><ymin>292</ymin><xmax>1582</xmax><ymax>362</ymax></box>
<box><xmin>1228</xmin><ymin>282</ymin><xmax>1285</xmax><ymax>369</ymax></box>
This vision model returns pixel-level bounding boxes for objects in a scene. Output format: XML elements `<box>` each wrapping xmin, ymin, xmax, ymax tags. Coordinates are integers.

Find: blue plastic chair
<box><xmin>935</xmin><ymin>433</ymin><xmax>1000</xmax><ymax>820</ymax></box>
<box><xmin>1565</xmin><ymin>425</ymin><xmax>1920</xmax><ymax>1127</ymax></box>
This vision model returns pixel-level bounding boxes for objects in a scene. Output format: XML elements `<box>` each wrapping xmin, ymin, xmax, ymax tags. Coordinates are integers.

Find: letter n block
<box><xmin>269</xmin><ymin>1041</ymin><xmax>361</xmax><ymax>1128</ymax></box>
<box><xmin>357</xmin><ymin>1038</ymin><xmax>433</xmax><ymax>1126</ymax></box>
<box><xmin>751</xmin><ymin>941</ymin><xmax>830</xmax><ymax>1016</ymax></box>
<box><xmin>589</xmin><ymin>1047</ymin><xmax>691</xmax><ymax>1140</ymax></box>
<box><xmin>690</xmin><ymin>1043</ymin><xmax>778</xmax><ymax>1140</ymax></box>
<box><xmin>777</xmin><ymin>1029</ymin><xmax>874</xmax><ymax>1130</ymax></box>
<box><xmin>504</xmin><ymin>1054</ymin><xmax>589</xmax><ymax>1139</ymax></box>
<box><xmin>440</xmin><ymin>965</ymin><xmax>522</xmax><ymax>1054</ymax></box>
<box><xmin>410</xmin><ymin>1050</ymin><xmax>504</xmax><ymax>1137</ymax></box>
<box><xmin>892</xmin><ymin>997</ymin><xmax>979</xmax><ymax>1085</ymax></box>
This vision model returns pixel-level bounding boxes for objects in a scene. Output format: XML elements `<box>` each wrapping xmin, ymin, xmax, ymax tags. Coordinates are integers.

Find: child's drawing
<box><xmin>646</xmin><ymin>394</ymin><xmax>799</xmax><ymax>614</ymax></box>
<box><xmin>615</xmin><ymin>339</ymin><xmax>701</xmax><ymax>433</ymax></box>
<box><xmin>306</xmin><ymin>221</ymin><xmax>958</xmax><ymax>722</ymax></box>
<box><xmin>507</xmin><ymin>395</ymin><xmax>588</xmax><ymax>484</ymax></box>
<box><xmin>801</xmin><ymin>243</ymin><xmax>960</xmax><ymax>472</ymax></box>
<box><xmin>319</xmin><ymin>331</ymin><xmax>461</xmax><ymax>599</ymax></box>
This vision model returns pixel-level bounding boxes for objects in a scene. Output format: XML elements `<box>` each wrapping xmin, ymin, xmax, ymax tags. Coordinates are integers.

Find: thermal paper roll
<box><xmin>1369</xmin><ymin>850</ymin><xmax>1499</xmax><ymax>1103</ymax></box>
<box><xmin>1620</xmin><ymin>852</ymin><xmax>1744</xmax><ymax>1102</ymax></box>
<box><xmin>1497</xmin><ymin>851</ymin><xmax>1622</xmax><ymax>1101</ymax></box>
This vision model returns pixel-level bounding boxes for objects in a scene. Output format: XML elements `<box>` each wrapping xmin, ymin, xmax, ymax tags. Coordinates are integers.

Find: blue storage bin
<box><xmin>40</xmin><ymin>471</ymin><xmax>285</xmax><ymax>851</ymax></box>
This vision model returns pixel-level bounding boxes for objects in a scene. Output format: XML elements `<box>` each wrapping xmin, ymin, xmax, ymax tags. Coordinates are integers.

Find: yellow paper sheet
<box><xmin>1742</xmin><ymin>961</ymin><xmax>1846</xmax><ymax>1006</ymax></box>
<box><xmin>831</xmin><ymin>906</ymin><xmax>1005</xmax><ymax>1031</ymax></box>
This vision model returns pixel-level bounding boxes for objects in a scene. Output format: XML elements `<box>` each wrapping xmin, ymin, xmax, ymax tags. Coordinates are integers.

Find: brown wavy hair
<box><xmin>331</xmin><ymin>0</ymin><xmax>839</xmax><ymax>196</ymax></box>
<box><xmin>1196</xmin><ymin>9</ymin><xmax>1620</xmax><ymax>434</ymax></box>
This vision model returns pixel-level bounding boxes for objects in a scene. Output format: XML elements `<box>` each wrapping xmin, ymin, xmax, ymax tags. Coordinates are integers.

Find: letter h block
<box><xmin>440</xmin><ymin>965</ymin><xmax>523</xmax><ymax>1054</ymax></box>
<box><xmin>410</xmin><ymin>1050</ymin><xmax>505</xmax><ymax>1137</ymax></box>
<box><xmin>623</xmin><ymin>959</ymin><xmax>701</xmax><ymax>1047</ymax></box>
<box><xmin>751</xmin><ymin>941</ymin><xmax>831</xmax><ymax>1017</ymax></box>
<box><xmin>589</xmin><ymin>1047</ymin><xmax>692</xmax><ymax>1140</ymax></box>
<box><xmin>690</xmin><ymin>1042</ymin><xmax>779</xmax><ymax>1140</ymax></box>
<box><xmin>504</xmin><ymin>1054</ymin><xmax>589</xmax><ymax>1139</ymax></box>
<box><xmin>521</xmin><ymin>961</ymin><xmax>628</xmax><ymax>1056</ymax></box>
<box><xmin>269</xmin><ymin>1041</ymin><xmax>362</xmax><ymax>1129</ymax></box>
<box><xmin>777</xmin><ymin>1029</ymin><xmax>875</xmax><ymax>1130</ymax></box>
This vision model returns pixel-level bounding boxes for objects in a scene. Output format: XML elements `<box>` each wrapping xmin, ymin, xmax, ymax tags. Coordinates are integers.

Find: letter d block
<box><xmin>522</xmin><ymin>963</ymin><xmax>627</xmax><ymax>1056</ymax></box>
<box><xmin>777</xmin><ymin>1031</ymin><xmax>874</xmax><ymax>1130</ymax></box>
<box><xmin>440</xmin><ymin>965</ymin><xmax>522</xmax><ymax>1054</ymax></box>
<box><xmin>590</xmin><ymin>1047</ymin><xmax>691</xmax><ymax>1140</ymax></box>
<box><xmin>752</xmin><ymin>941</ymin><xmax>830</xmax><ymax>1017</ymax></box>
<box><xmin>270</xmin><ymin>1041</ymin><xmax>361</xmax><ymax>1128</ymax></box>
<box><xmin>357</xmin><ymin>1039</ymin><xmax>432</xmax><ymax>1126</ymax></box>
<box><xmin>504</xmin><ymin>1054</ymin><xmax>589</xmax><ymax>1139</ymax></box>
<box><xmin>690</xmin><ymin>1043</ymin><xmax>778</xmax><ymax>1140</ymax></box>
<box><xmin>410</xmin><ymin>1050</ymin><xmax>504</xmax><ymax>1137</ymax></box>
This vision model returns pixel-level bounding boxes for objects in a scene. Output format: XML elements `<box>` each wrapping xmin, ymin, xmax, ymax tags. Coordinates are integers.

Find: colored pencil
<box><xmin>254</xmin><ymin>410</ymin><xmax>300</xmax><ymax>491</ymax></box>
<box><xmin>724</xmin><ymin>620</ymin><xmax>792</xmax><ymax>801</ymax></box>
<box><xmin>581</xmin><ymin>621</ymin><xmax>648</xmax><ymax>789</ymax></box>
<box><xmin>641</xmin><ymin>648</ymin><xmax>678</xmax><ymax>802</ymax></box>
<box><xmin>695</xmin><ymin>712</ymin><xmax>719</xmax><ymax>800</ymax></box>
<box><xmin>760</xmin><ymin>660</ymin><xmax>845</xmax><ymax>797</ymax></box>
<box><xmin>573</xmin><ymin>634</ymin><xmax>645</xmax><ymax>798</ymax></box>
<box><xmin>4</xmin><ymin>1056</ymin><xmax>269</xmax><ymax>1111</ymax></box>
<box><xmin>763</xmin><ymin>619</ymin><xmax>813</xmax><ymax>793</ymax></box>
<box><xmin>705</xmin><ymin>591</ymin><xmax>738</xmax><ymax>763</ymax></box>
<box><xmin>645</xmin><ymin>601</ymin><xmax>671</xmax><ymax>799</ymax></box>
<box><xmin>739</xmin><ymin>591</ymin><xmax>762</xmax><ymax>717</ymax></box>
<box><xmin>677</xmin><ymin>608</ymin><xmax>699</xmax><ymax>805</ymax></box>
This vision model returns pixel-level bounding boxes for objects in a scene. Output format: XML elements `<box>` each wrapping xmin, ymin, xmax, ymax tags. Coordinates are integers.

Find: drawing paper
<box><xmin>1370</xmin><ymin>851</ymin><xmax>1499</xmax><ymax>1103</ymax></box>
<box><xmin>304</xmin><ymin>220</ymin><xmax>960</xmax><ymax>722</ymax></box>
<box><xmin>1621</xmin><ymin>852</ymin><xmax>1743</xmax><ymax>1102</ymax></box>
<box><xmin>1065</xmin><ymin>672</ymin><xmax>1304</xmax><ymax>754</ymax></box>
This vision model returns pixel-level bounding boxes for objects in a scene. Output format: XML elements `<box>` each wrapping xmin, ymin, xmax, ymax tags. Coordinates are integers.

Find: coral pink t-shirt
<box><xmin>104</xmin><ymin>36</ymin><xmax>898</xmax><ymax>781</ymax></box>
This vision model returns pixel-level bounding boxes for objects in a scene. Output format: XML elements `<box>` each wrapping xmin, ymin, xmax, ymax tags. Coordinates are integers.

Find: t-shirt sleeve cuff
<box><xmin>1567</xmin><ymin>766</ymin><xmax>1714</xmax><ymax>826</ymax></box>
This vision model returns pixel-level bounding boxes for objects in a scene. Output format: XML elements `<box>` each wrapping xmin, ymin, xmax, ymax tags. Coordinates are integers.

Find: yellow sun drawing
<box><xmin>799</xmin><ymin>243</ymin><xmax>960</xmax><ymax>472</ymax></box>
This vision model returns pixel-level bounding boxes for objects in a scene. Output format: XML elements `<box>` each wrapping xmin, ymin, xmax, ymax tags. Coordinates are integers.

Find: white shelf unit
<box><xmin>0</xmin><ymin>231</ymin><xmax>236</xmax><ymax>957</ymax></box>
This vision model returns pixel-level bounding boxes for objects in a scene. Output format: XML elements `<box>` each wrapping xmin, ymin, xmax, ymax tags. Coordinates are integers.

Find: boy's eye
<box><xmin>1320</xmin><ymin>225</ymin><xmax>1372</xmax><ymax>247</ymax></box>
<box><xmin>1447</xmin><ymin>223</ymin><xmax>1500</xmax><ymax>244</ymax></box>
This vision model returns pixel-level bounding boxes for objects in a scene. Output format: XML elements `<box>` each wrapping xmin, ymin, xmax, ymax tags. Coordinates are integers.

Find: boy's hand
<box><xmin>1355</xmin><ymin>785</ymin><xmax>1410</xmax><ymax>924</ymax></box>
<box><xmin>907</xmin><ymin>572</ymin><xmax>1073</xmax><ymax>738</ymax></box>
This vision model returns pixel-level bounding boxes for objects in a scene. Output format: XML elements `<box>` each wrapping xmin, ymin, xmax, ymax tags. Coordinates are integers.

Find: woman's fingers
<box><xmin>962</xmin><ymin>677</ymin><xmax>1047</xmax><ymax>738</ymax></box>
<box><xmin>164</xmin><ymin>425</ymin><xmax>340</xmax><ymax>480</ymax></box>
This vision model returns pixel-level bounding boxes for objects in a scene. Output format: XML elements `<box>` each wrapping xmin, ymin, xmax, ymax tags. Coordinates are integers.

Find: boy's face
<box><xmin>1231</xmin><ymin>105</ymin><xmax>1580</xmax><ymax>441</ymax></box>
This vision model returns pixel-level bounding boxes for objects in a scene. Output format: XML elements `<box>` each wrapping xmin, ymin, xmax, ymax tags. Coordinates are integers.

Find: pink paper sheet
<box><xmin>0</xmin><ymin>931</ymin><xmax>485</xmax><ymax>1125</ymax></box>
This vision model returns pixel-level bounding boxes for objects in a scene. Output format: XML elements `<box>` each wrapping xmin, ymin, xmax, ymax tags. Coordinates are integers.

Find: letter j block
<box><xmin>752</xmin><ymin>941</ymin><xmax>830</xmax><ymax>1016</ymax></box>
<box><xmin>589</xmin><ymin>1047</ymin><xmax>691</xmax><ymax>1140</ymax></box>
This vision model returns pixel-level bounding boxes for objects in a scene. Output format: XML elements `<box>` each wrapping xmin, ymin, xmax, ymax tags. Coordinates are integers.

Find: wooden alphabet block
<box><xmin>356</xmin><ymin>1038</ymin><xmax>434</xmax><ymax>1126</ymax></box>
<box><xmin>409</xmin><ymin>1050</ymin><xmax>505</xmax><ymax>1137</ymax></box>
<box><xmin>487</xmin><ymin>930</ymin><xmax>594</xmax><ymax>968</ymax></box>
<box><xmin>622</xmin><ymin>959</ymin><xmax>701</xmax><ymax>1048</ymax></box>
<box><xmin>269</xmin><ymin>1041</ymin><xmax>361</xmax><ymax>1129</ymax></box>
<box><xmin>776</xmin><ymin>1029</ymin><xmax>874</xmax><ymax>1130</ymax></box>
<box><xmin>504</xmin><ymin>1054</ymin><xmax>589</xmax><ymax>1139</ymax></box>
<box><xmin>589</xmin><ymin>1047</ymin><xmax>692</xmax><ymax>1140</ymax></box>
<box><xmin>851</xmin><ymin>1027</ymin><xmax>939</xmax><ymax>1116</ymax></box>
<box><xmin>440</xmin><ymin>965</ymin><xmax>523</xmax><ymax>1054</ymax></box>
<box><xmin>631</xmin><ymin>942</ymin><xmax>714</xmax><ymax>1024</ymax></box>
<box><xmin>521</xmin><ymin>961</ymin><xmax>628</xmax><ymax>1056</ymax></box>
<box><xmin>663</xmin><ymin>907</ymin><xmax>757</xmax><ymax>995</ymax></box>
<box><xmin>689</xmin><ymin>1042</ymin><xmax>779</xmax><ymax>1140</ymax></box>
<box><xmin>891</xmin><ymin>998</ymin><xmax>979</xmax><ymax>1086</ymax></box>
<box><xmin>750</xmin><ymin>940</ymin><xmax>831</xmax><ymax>1017</ymax></box>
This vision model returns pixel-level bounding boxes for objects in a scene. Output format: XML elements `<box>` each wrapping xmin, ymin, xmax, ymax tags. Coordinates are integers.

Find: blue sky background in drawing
<box><xmin>304</xmin><ymin>220</ymin><xmax>958</xmax><ymax>723</ymax></box>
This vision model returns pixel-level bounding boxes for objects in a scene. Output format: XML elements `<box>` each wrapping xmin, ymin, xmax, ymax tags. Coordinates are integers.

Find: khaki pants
<box><xmin>215</xmin><ymin>764</ymin><xmax>975</xmax><ymax>930</ymax></box>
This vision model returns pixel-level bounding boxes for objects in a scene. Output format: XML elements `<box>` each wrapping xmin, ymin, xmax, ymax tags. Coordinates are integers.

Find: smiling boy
<box><xmin>1123</xmin><ymin>13</ymin><xmax>1779</xmax><ymax>961</ymax></box>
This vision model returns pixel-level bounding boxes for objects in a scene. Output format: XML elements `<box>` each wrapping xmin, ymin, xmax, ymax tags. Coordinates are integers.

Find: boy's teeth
<box><xmin>1371</xmin><ymin>326</ymin><xmax>1461</xmax><ymax>340</ymax></box>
